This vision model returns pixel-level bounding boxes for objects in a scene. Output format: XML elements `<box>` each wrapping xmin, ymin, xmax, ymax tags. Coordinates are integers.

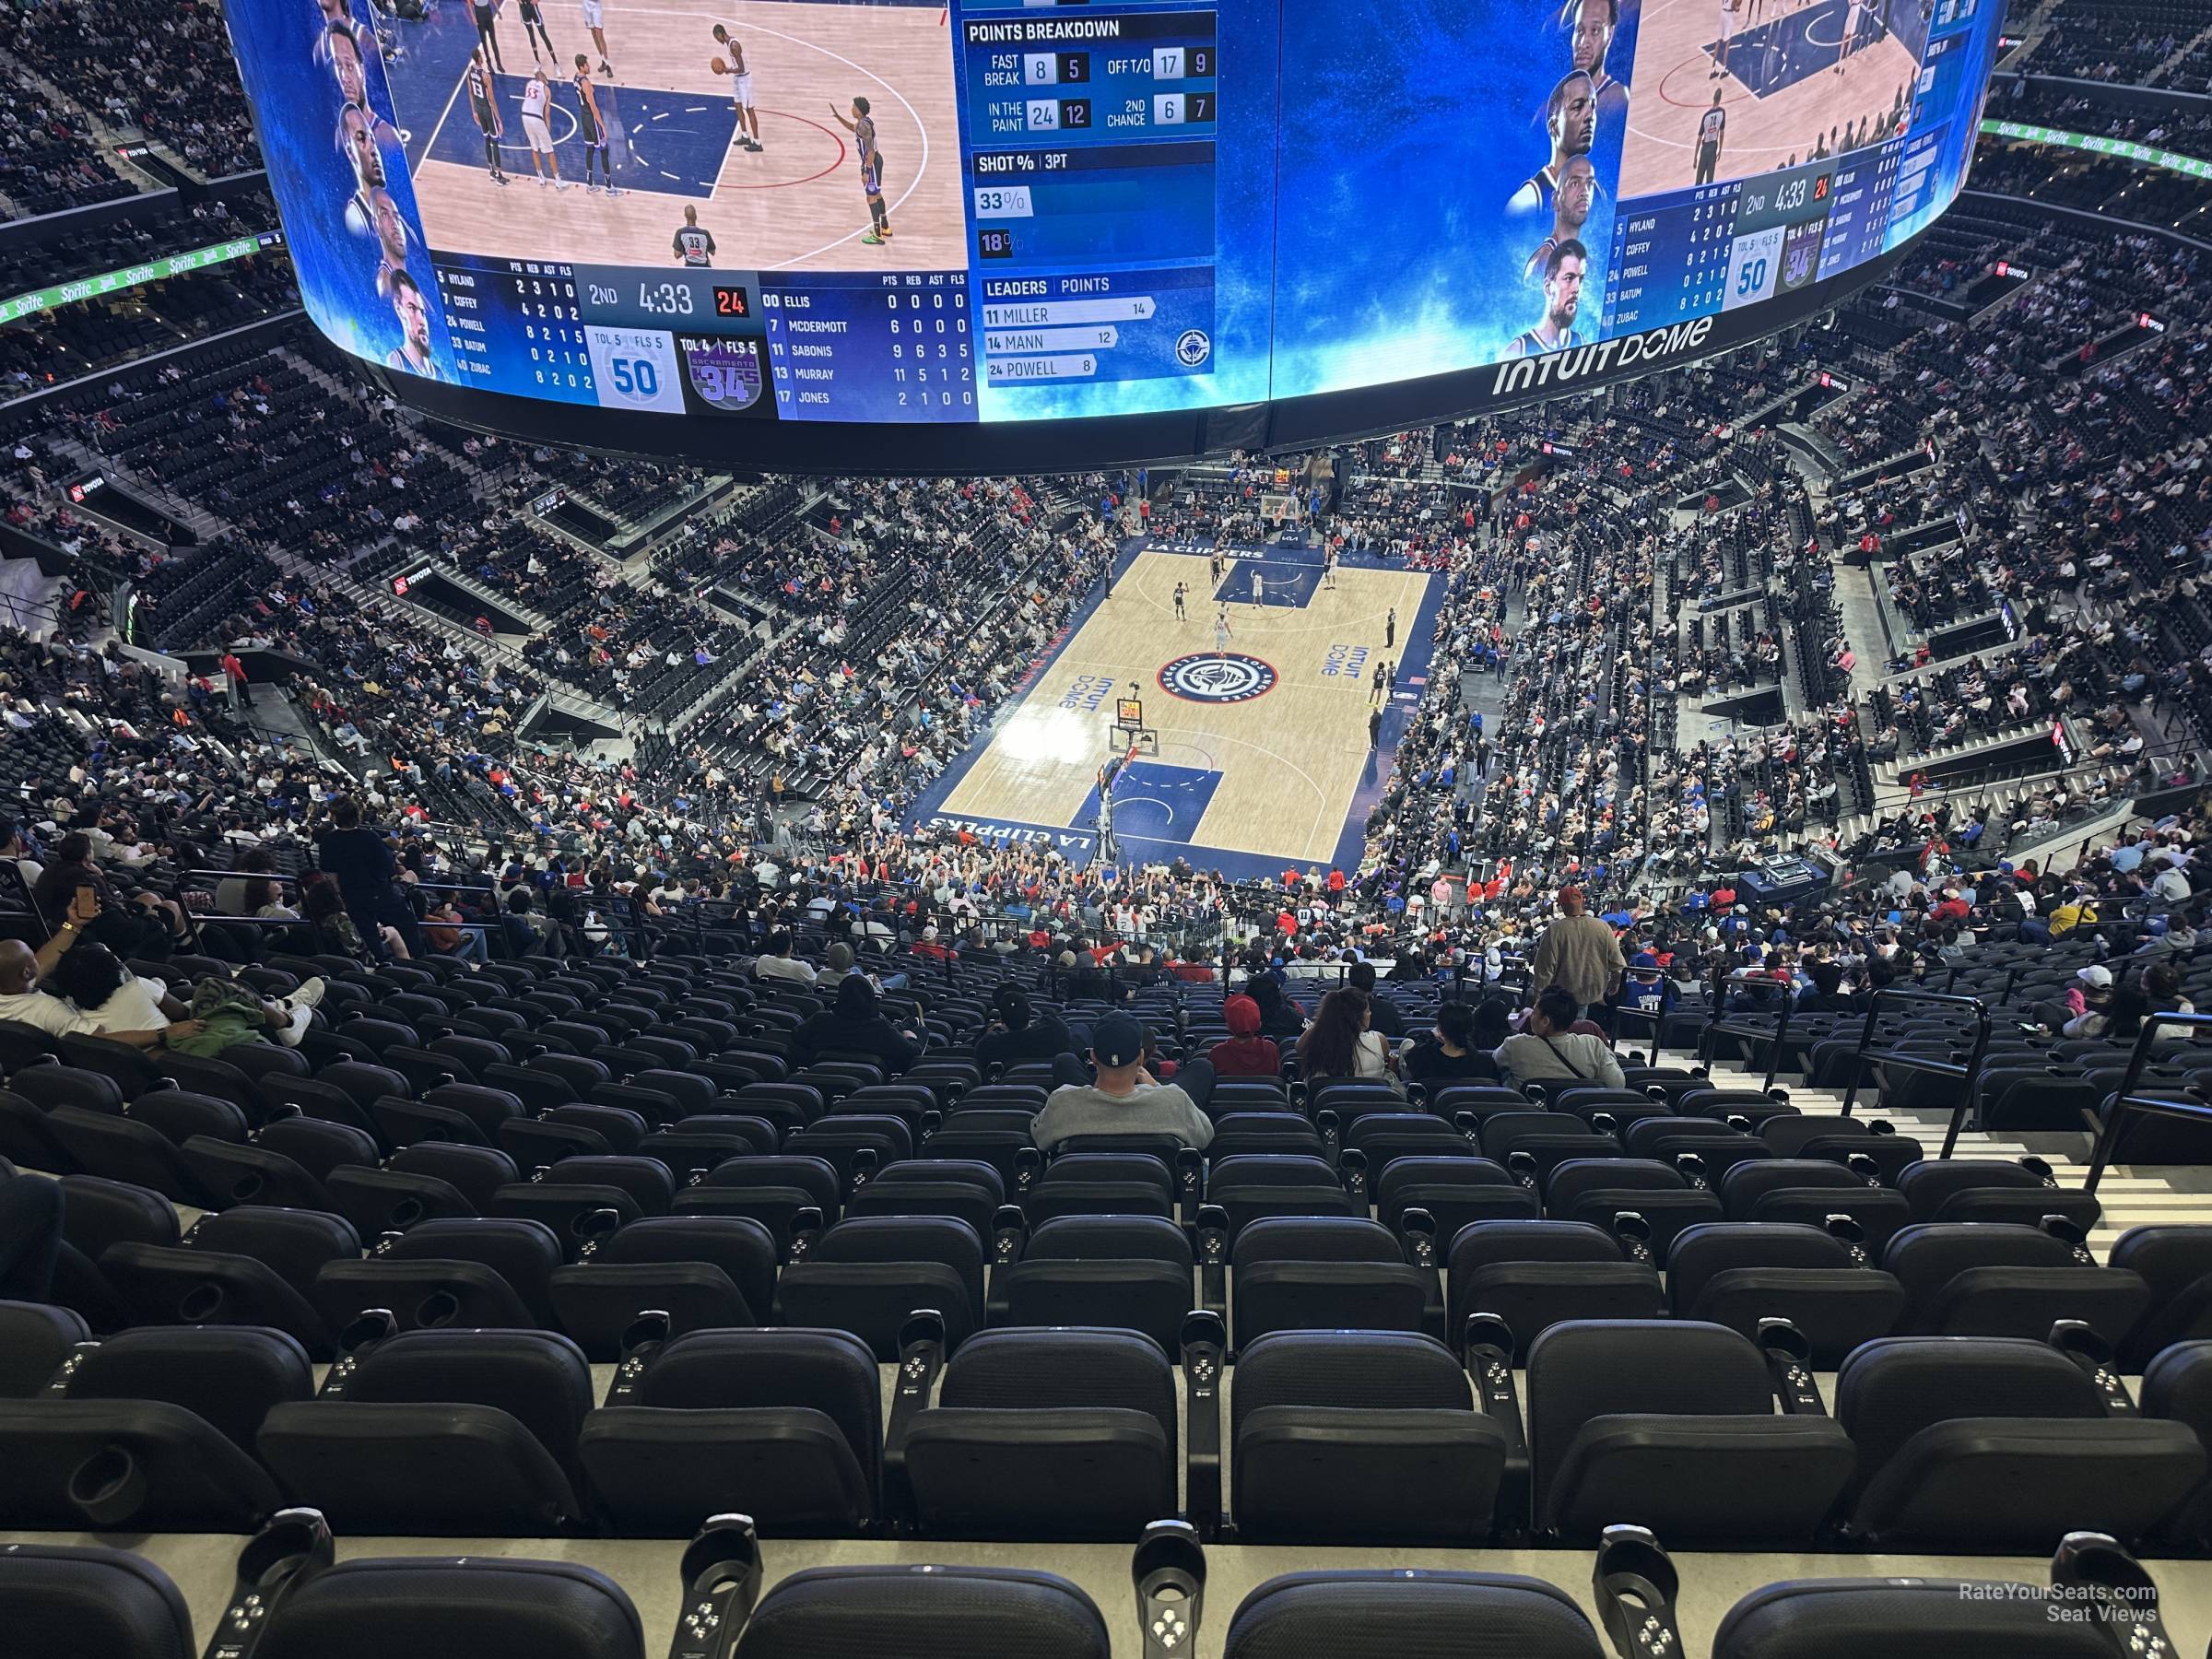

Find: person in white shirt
<box><xmin>0</xmin><ymin>822</ymin><xmax>41</xmax><ymax>894</ymax></box>
<box><xmin>752</xmin><ymin>930</ymin><xmax>818</xmax><ymax>985</ymax></box>
<box><xmin>0</xmin><ymin>894</ymin><xmax>201</xmax><ymax>1047</ymax></box>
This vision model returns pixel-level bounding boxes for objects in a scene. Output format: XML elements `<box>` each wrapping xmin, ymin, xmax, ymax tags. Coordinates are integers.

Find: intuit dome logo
<box><xmin>1159</xmin><ymin>653</ymin><xmax>1278</xmax><ymax>703</ymax></box>
<box><xmin>1488</xmin><ymin>314</ymin><xmax>1716</xmax><ymax>396</ymax></box>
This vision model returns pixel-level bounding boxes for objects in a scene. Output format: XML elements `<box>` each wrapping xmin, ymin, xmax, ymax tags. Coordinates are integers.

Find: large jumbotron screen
<box><xmin>226</xmin><ymin>0</ymin><xmax>2005</xmax><ymax>465</ymax></box>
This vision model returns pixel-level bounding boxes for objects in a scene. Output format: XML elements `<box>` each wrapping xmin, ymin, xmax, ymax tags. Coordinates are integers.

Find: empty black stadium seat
<box><xmin>1222</xmin><ymin>1570</ymin><xmax>1604</xmax><ymax>1659</ymax></box>
<box><xmin>579</xmin><ymin>1327</ymin><xmax>881</xmax><ymax>1536</ymax></box>
<box><xmin>1666</xmin><ymin>1222</ymin><xmax>1905</xmax><ymax>1365</ymax></box>
<box><xmin>1837</xmin><ymin>1336</ymin><xmax>2205</xmax><ymax>1550</ymax></box>
<box><xmin>249</xmin><ymin>1557</ymin><xmax>643</xmax><ymax>1659</ymax></box>
<box><xmin>774</xmin><ymin>1216</ymin><xmax>984</xmax><ymax>1358</ymax></box>
<box><xmin>0</xmin><ymin>1543</ymin><xmax>196</xmax><ymax>1659</ymax></box>
<box><xmin>994</xmin><ymin>1214</ymin><xmax>1194</xmax><ymax>1349</ymax></box>
<box><xmin>1231</xmin><ymin>1330</ymin><xmax>1505</xmax><ymax>1543</ymax></box>
<box><xmin>0</xmin><ymin>1299</ymin><xmax>89</xmax><ymax>1396</ymax></box>
<box><xmin>1711</xmin><ymin>1573</ymin><xmax>2141</xmax><ymax>1659</ymax></box>
<box><xmin>100</xmin><ymin>1242</ymin><xmax>334</xmax><ymax>1359</ymax></box>
<box><xmin>905</xmin><ymin>1326</ymin><xmax>1177</xmax><ymax>1539</ymax></box>
<box><xmin>2109</xmin><ymin>1226</ymin><xmax>2212</xmax><ymax>1371</ymax></box>
<box><xmin>257</xmin><ymin>1329</ymin><xmax>593</xmax><ymax>1535</ymax></box>
<box><xmin>1447</xmin><ymin>1220</ymin><xmax>1663</xmax><ymax>1359</ymax></box>
<box><xmin>0</xmin><ymin>1398</ymin><xmax>281</xmax><ymax>1531</ymax></box>
<box><xmin>731</xmin><ymin>1564</ymin><xmax>1106</xmax><ymax>1659</ymax></box>
<box><xmin>1527</xmin><ymin>1320</ymin><xmax>1855</xmax><ymax>1544</ymax></box>
<box><xmin>1885</xmin><ymin>1223</ymin><xmax>2150</xmax><ymax>1345</ymax></box>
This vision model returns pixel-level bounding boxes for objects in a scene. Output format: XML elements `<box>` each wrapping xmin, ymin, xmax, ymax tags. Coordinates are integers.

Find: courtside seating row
<box><xmin>1</xmin><ymin>1512</ymin><xmax>2183</xmax><ymax>1659</ymax></box>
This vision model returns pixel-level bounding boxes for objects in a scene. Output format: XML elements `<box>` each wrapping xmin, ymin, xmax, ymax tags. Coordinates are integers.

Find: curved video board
<box><xmin>227</xmin><ymin>0</ymin><xmax>2004</xmax><ymax>466</ymax></box>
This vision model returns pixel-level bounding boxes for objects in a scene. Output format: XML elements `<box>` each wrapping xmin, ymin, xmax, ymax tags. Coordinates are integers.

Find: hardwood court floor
<box><xmin>936</xmin><ymin>547</ymin><xmax>1435</xmax><ymax>865</ymax></box>
<box><xmin>1618</xmin><ymin>0</ymin><xmax>1923</xmax><ymax>196</ymax></box>
<box><xmin>399</xmin><ymin>0</ymin><xmax>967</xmax><ymax>271</ymax></box>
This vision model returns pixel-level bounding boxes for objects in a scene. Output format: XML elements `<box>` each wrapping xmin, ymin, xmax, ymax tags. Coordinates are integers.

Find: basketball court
<box><xmin>384</xmin><ymin>0</ymin><xmax>965</xmax><ymax>270</ymax></box>
<box><xmin>911</xmin><ymin>538</ymin><xmax>1444</xmax><ymax>877</ymax></box>
<box><xmin>1618</xmin><ymin>0</ymin><xmax>1924</xmax><ymax>195</ymax></box>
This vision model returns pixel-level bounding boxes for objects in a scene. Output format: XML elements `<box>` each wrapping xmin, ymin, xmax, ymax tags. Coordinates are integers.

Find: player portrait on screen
<box><xmin>384</xmin><ymin>268</ymin><xmax>441</xmax><ymax>377</ymax></box>
<box><xmin>338</xmin><ymin>102</ymin><xmax>387</xmax><ymax>192</ymax></box>
<box><xmin>1570</xmin><ymin>0</ymin><xmax>1627</xmax><ymax>127</ymax></box>
<box><xmin>1509</xmin><ymin>71</ymin><xmax>1597</xmax><ymax>215</ymax></box>
<box><xmin>1507</xmin><ymin>239</ymin><xmax>1587</xmax><ymax>357</ymax></box>
<box><xmin>1524</xmin><ymin>155</ymin><xmax>1597</xmax><ymax>284</ymax></box>
<box><xmin>328</xmin><ymin>21</ymin><xmax>371</xmax><ymax>106</ymax></box>
<box><xmin>365</xmin><ymin>185</ymin><xmax>412</xmax><ymax>294</ymax></box>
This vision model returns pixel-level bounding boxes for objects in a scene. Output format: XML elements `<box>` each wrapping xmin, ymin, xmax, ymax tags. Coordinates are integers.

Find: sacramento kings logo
<box><xmin>1159</xmin><ymin>653</ymin><xmax>1278</xmax><ymax>703</ymax></box>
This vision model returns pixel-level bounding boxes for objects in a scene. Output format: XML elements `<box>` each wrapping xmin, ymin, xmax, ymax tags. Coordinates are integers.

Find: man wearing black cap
<box><xmin>1033</xmin><ymin>1011</ymin><xmax>1214</xmax><ymax>1154</ymax></box>
<box><xmin>972</xmin><ymin>982</ymin><xmax>1072</xmax><ymax>1076</ymax></box>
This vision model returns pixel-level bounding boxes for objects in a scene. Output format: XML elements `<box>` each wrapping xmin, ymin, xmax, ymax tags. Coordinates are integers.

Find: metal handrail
<box><xmin>2083</xmin><ymin>1007</ymin><xmax>2212</xmax><ymax>1195</ymax></box>
<box><xmin>1838</xmin><ymin>985</ymin><xmax>1994</xmax><ymax>1158</ymax></box>
<box><xmin>1699</xmin><ymin>968</ymin><xmax>1795</xmax><ymax>1093</ymax></box>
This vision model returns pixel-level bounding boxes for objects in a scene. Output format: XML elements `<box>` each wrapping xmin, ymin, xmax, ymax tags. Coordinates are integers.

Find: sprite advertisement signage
<box><xmin>1981</xmin><ymin>119</ymin><xmax>2212</xmax><ymax>182</ymax></box>
<box><xmin>0</xmin><ymin>230</ymin><xmax>285</xmax><ymax>327</ymax></box>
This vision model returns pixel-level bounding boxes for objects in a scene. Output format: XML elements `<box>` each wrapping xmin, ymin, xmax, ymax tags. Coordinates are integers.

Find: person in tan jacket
<box><xmin>1528</xmin><ymin>885</ymin><xmax>1625</xmax><ymax>1018</ymax></box>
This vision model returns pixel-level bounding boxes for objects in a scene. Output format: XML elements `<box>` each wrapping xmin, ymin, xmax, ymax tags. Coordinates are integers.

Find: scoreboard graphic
<box><xmin>221</xmin><ymin>0</ymin><xmax>2006</xmax><ymax>441</ymax></box>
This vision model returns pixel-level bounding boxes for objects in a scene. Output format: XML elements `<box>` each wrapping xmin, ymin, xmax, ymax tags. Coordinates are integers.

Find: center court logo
<box><xmin>1159</xmin><ymin>653</ymin><xmax>1277</xmax><ymax>703</ymax></box>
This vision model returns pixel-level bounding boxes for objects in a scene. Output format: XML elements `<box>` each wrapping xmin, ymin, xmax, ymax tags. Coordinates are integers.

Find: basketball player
<box><xmin>576</xmin><ymin>0</ymin><xmax>613</xmax><ymax>76</ymax></box>
<box><xmin>467</xmin><ymin>46</ymin><xmax>508</xmax><ymax>184</ymax></box>
<box><xmin>712</xmin><ymin>26</ymin><xmax>762</xmax><ymax>151</ymax></box>
<box><xmin>1712</xmin><ymin>0</ymin><xmax>1739</xmax><ymax>79</ymax></box>
<box><xmin>519</xmin><ymin>67</ymin><xmax>564</xmax><ymax>187</ymax></box>
<box><xmin>1251</xmin><ymin>567</ymin><xmax>1265</xmax><ymax>606</ymax></box>
<box><xmin>1693</xmin><ymin>88</ymin><xmax>1726</xmax><ymax>184</ymax></box>
<box><xmin>673</xmin><ymin>205</ymin><xmax>716</xmax><ymax>265</ymax></box>
<box><xmin>1507</xmin><ymin>72</ymin><xmax>1595</xmax><ymax>215</ymax></box>
<box><xmin>385</xmin><ymin>269</ymin><xmax>438</xmax><ymax>377</ymax></box>
<box><xmin>830</xmin><ymin>96</ymin><xmax>890</xmax><ymax>242</ymax></box>
<box><xmin>1209</xmin><ymin>548</ymin><xmax>1225</xmax><ymax>586</ymax></box>
<box><xmin>1838</xmin><ymin>0</ymin><xmax>1865</xmax><ymax>72</ymax></box>
<box><xmin>1172</xmin><ymin>582</ymin><xmax>1187</xmax><ymax>620</ymax></box>
<box><xmin>367</xmin><ymin>186</ymin><xmax>410</xmax><ymax>292</ymax></box>
<box><xmin>1523</xmin><ymin>153</ymin><xmax>1596</xmax><ymax>284</ymax></box>
<box><xmin>573</xmin><ymin>57</ymin><xmax>617</xmax><ymax>192</ymax></box>
<box><xmin>1508</xmin><ymin>241</ymin><xmax>1586</xmax><ymax>356</ymax></box>
<box><xmin>470</xmin><ymin>0</ymin><xmax>504</xmax><ymax>73</ymax></box>
<box><xmin>518</xmin><ymin>0</ymin><xmax>556</xmax><ymax>64</ymax></box>
<box><xmin>328</xmin><ymin>24</ymin><xmax>371</xmax><ymax>109</ymax></box>
<box><xmin>1570</xmin><ymin>0</ymin><xmax>1627</xmax><ymax>128</ymax></box>
<box><xmin>1323</xmin><ymin>547</ymin><xmax>1337</xmax><ymax>589</ymax></box>
<box><xmin>339</xmin><ymin>102</ymin><xmax>386</xmax><ymax>191</ymax></box>
<box><xmin>1213</xmin><ymin>607</ymin><xmax>1232</xmax><ymax>661</ymax></box>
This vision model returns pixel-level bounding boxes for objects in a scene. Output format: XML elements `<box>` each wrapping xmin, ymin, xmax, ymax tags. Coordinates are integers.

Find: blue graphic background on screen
<box><xmin>957</xmin><ymin>0</ymin><xmax>1278</xmax><ymax>422</ymax></box>
<box><xmin>1270</xmin><ymin>0</ymin><xmax>1640</xmax><ymax>399</ymax></box>
<box><xmin>225</xmin><ymin>0</ymin><xmax>455</xmax><ymax>380</ymax></box>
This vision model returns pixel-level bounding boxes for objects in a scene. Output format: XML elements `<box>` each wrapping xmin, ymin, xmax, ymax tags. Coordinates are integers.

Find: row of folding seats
<box><xmin>12</xmin><ymin>1111</ymin><xmax>2191</xmax><ymax>1375</ymax></box>
<box><xmin>4</xmin><ymin>1514</ymin><xmax>2180</xmax><ymax>1659</ymax></box>
<box><xmin>6</xmin><ymin>1310</ymin><xmax>2211</xmax><ymax>1553</ymax></box>
<box><xmin>13</xmin><ymin>1101</ymin><xmax>2106</xmax><ymax>1317</ymax></box>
